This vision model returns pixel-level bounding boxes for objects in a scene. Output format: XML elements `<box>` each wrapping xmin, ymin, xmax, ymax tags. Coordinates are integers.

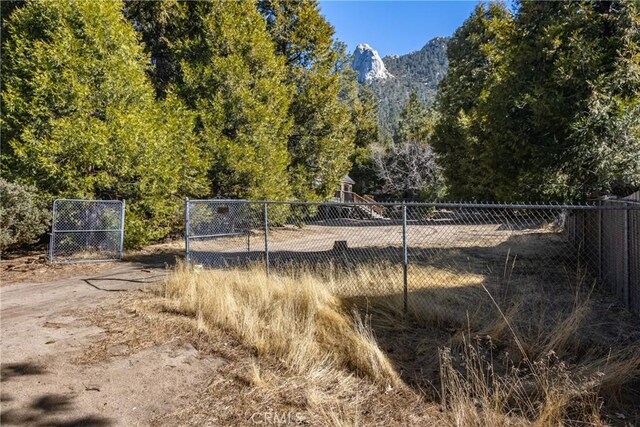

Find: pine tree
<box><xmin>0</xmin><ymin>0</ymin><xmax>23</xmax><ymax>36</ymax></box>
<box><xmin>433</xmin><ymin>2</ymin><xmax>514</xmax><ymax>200</ymax></box>
<box><xmin>258</xmin><ymin>0</ymin><xmax>355</xmax><ymax>201</ymax></box>
<box><xmin>436</xmin><ymin>1</ymin><xmax>639</xmax><ymax>202</ymax></box>
<box><xmin>175</xmin><ymin>1</ymin><xmax>294</xmax><ymax>201</ymax></box>
<box><xmin>486</xmin><ymin>0</ymin><xmax>640</xmax><ymax>201</ymax></box>
<box><xmin>569</xmin><ymin>0</ymin><xmax>640</xmax><ymax>198</ymax></box>
<box><xmin>123</xmin><ymin>0</ymin><xmax>184</xmax><ymax>99</ymax></box>
<box><xmin>127</xmin><ymin>0</ymin><xmax>361</xmax><ymax>202</ymax></box>
<box><xmin>1</xmin><ymin>0</ymin><xmax>207</xmax><ymax>246</ymax></box>
<box><xmin>125</xmin><ymin>1</ymin><xmax>294</xmax><ymax>201</ymax></box>
<box><xmin>395</xmin><ymin>92</ymin><xmax>435</xmax><ymax>144</ymax></box>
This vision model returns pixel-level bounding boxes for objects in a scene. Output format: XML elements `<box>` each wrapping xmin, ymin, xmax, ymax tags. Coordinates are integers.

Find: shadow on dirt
<box><xmin>1</xmin><ymin>363</ymin><xmax>112</xmax><ymax>426</ymax></box>
<box><xmin>346</xmin><ymin>279</ymin><xmax>640</xmax><ymax>424</ymax></box>
<box><xmin>1</xmin><ymin>397</ymin><xmax>111</xmax><ymax>426</ymax></box>
<box><xmin>82</xmin><ymin>270</ymin><xmax>167</xmax><ymax>292</ymax></box>
<box><xmin>124</xmin><ymin>250</ymin><xmax>183</xmax><ymax>268</ymax></box>
<box><xmin>1</xmin><ymin>362</ymin><xmax>47</xmax><ymax>382</ymax></box>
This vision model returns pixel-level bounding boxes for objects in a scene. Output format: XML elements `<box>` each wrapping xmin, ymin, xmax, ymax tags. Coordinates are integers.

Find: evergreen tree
<box><xmin>435</xmin><ymin>0</ymin><xmax>640</xmax><ymax>202</ymax></box>
<box><xmin>125</xmin><ymin>1</ymin><xmax>294</xmax><ymax>201</ymax></box>
<box><xmin>1</xmin><ymin>0</ymin><xmax>207</xmax><ymax>246</ymax></box>
<box><xmin>127</xmin><ymin>0</ymin><xmax>361</xmax><ymax>202</ymax></box>
<box><xmin>258</xmin><ymin>0</ymin><xmax>354</xmax><ymax>201</ymax></box>
<box><xmin>0</xmin><ymin>0</ymin><xmax>23</xmax><ymax>35</ymax></box>
<box><xmin>123</xmin><ymin>0</ymin><xmax>184</xmax><ymax>98</ymax></box>
<box><xmin>486</xmin><ymin>0</ymin><xmax>640</xmax><ymax>201</ymax></box>
<box><xmin>569</xmin><ymin>0</ymin><xmax>640</xmax><ymax>197</ymax></box>
<box><xmin>175</xmin><ymin>1</ymin><xmax>293</xmax><ymax>201</ymax></box>
<box><xmin>349</xmin><ymin>87</ymin><xmax>382</xmax><ymax>195</ymax></box>
<box><xmin>433</xmin><ymin>2</ymin><xmax>514</xmax><ymax>200</ymax></box>
<box><xmin>395</xmin><ymin>92</ymin><xmax>436</xmax><ymax>144</ymax></box>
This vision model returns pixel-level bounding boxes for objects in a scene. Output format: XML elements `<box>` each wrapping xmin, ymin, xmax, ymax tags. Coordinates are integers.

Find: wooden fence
<box><xmin>566</xmin><ymin>192</ymin><xmax>640</xmax><ymax>317</ymax></box>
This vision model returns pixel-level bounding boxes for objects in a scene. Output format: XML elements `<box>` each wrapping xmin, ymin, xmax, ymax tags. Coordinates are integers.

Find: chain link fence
<box><xmin>185</xmin><ymin>199</ymin><xmax>639</xmax><ymax>316</ymax></box>
<box><xmin>566</xmin><ymin>197</ymin><xmax>640</xmax><ymax>316</ymax></box>
<box><xmin>49</xmin><ymin>199</ymin><xmax>125</xmax><ymax>263</ymax></box>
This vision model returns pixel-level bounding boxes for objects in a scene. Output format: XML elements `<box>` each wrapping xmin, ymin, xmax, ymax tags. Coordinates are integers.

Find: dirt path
<box><xmin>0</xmin><ymin>262</ymin><xmax>224</xmax><ymax>426</ymax></box>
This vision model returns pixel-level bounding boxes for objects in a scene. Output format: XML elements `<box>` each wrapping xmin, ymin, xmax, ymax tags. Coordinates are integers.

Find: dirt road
<box><xmin>1</xmin><ymin>262</ymin><xmax>223</xmax><ymax>426</ymax></box>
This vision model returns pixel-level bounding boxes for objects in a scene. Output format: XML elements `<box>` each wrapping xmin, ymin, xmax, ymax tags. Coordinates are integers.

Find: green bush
<box><xmin>0</xmin><ymin>178</ymin><xmax>51</xmax><ymax>250</ymax></box>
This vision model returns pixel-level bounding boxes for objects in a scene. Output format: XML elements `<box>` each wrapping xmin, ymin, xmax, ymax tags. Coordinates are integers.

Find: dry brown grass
<box><xmin>153</xmin><ymin>260</ymin><xmax>640</xmax><ymax>426</ymax></box>
<box><xmin>165</xmin><ymin>262</ymin><xmax>399</xmax><ymax>386</ymax></box>
<box><xmin>155</xmin><ymin>262</ymin><xmax>436</xmax><ymax>425</ymax></box>
<box><xmin>433</xmin><ymin>295</ymin><xmax>640</xmax><ymax>426</ymax></box>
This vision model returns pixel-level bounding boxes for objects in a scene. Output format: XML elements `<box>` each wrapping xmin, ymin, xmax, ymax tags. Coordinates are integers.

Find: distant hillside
<box><xmin>351</xmin><ymin>37</ymin><xmax>449</xmax><ymax>135</ymax></box>
<box><xmin>383</xmin><ymin>37</ymin><xmax>448</xmax><ymax>86</ymax></box>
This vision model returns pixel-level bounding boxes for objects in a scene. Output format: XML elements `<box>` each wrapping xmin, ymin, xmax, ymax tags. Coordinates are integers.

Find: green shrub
<box><xmin>0</xmin><ymin>178</ymin><xmax>51</xmax><ymax>250</ymax></box>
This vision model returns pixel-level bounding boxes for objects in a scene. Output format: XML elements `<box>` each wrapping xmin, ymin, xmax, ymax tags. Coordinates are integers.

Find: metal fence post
<box><xmin>264</xmin><ymin>202</ymin><xmax>270</xmax><ymax>276</ymax></box>
<box><xmin>119</xmin><ymin>199</ymin><xmax>126</xmax><ymax>259</ymax></box>
<box><xmin>598</xmin><ymin>207</ymin><xmax>602</xmax><ymax>280</ymax></box>
<box><xmin>49</xmin><ymin>200</ymin><xmax>57</xmax><ymax>263</ymax></box>
<box><xmin>623</xmin><ymin>206</ymin><xmax>630</xmax><ymax>309</ymax></box>
<box><xmin>246</xmin><ymin>202</ymin><xmax>251</xmax><ymax>253</ymax></box>
<box><xmin>402</xmin><ymin>202</ymin><xmax>408</xmax><ymax>314</ymax></box>
<box><xmin>185</xmin><ymin>198</ymin><xmax>190</xmax><ymax>265</ymax></box>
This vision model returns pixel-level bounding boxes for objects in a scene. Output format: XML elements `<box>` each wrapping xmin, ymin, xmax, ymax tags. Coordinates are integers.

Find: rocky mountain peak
<box><xmin>352</xmin><ymin>43</ymin><xmax>393</xmax><ymax>83</ymax></box>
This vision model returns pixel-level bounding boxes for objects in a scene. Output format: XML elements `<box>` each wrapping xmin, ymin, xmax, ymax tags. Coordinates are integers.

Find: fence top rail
<box><xmin>53</xmin><ymin>199</ymin><xmax>124</xmax><ymax>203</ymax></box>
<box><xmin>51</xmin><ymin>228</ymin><xmax>122</xmax><ymax>233</ymax></box>
<box><xmin>603</xmin><ymin>198</ymin><xmax>640</xmax><ymax>206</ymax></box>
<box><xmin>186</xmin><ymin>199</ymin><xmax>640</xmax><ymax>211</ymax></box>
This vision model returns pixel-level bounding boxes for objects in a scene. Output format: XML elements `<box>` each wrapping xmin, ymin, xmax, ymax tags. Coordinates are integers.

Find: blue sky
<box><xmin>319</xmin><ymin>1</ymin><xmax>481</xmax><ymax>57</ymax></box>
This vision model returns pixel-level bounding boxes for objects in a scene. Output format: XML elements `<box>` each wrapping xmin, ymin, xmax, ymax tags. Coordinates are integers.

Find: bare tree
<box><xmin>372</xmin><ymin>141</ymin><xmax>441</xmax><ymax>199</ymax></box>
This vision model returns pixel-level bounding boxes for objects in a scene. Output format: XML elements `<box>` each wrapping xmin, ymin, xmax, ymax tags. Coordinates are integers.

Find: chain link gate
<box><xmin>49</xmin><ymin>199</ymin><xmax>125</xmax><ymax>263</ymax></box>
<box><xmin>185</xmin><ymin>199</ymin><xmax>257</xmax><ymax>267</ymax></box>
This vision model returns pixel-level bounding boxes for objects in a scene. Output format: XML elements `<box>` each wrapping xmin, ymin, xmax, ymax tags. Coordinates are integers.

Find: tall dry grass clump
<box><xmin>431</xmin><ymin>281</ymin><xmax>640</xmax><ymax>426</ymax></box>
<box><xmin>164</xmin><ymin>261</ymin><xmax>399</xmax><ymax>386</ymax></box>
<box><xmin>435</xmin><ymin>329</ymin><xmax>640</xmax><ymax>426</ymax></box>
<box><xmin>437</xmin><ymin>342</ymin><xmax>605</xmax><ymax>426</ymax></box>
<box><xmin>339</xmin><ymin>261</ymin><xmax>640</xmax><ymax>425</ymax></box>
